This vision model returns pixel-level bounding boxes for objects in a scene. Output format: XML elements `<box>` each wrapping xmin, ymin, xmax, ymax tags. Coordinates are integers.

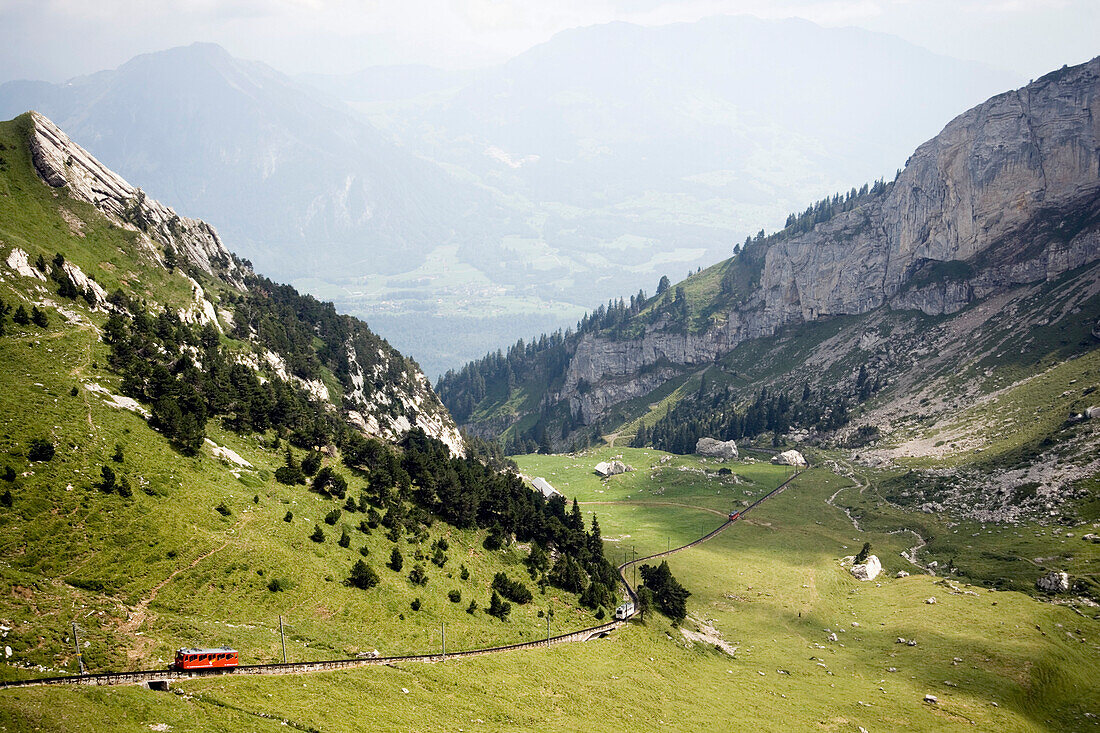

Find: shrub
<box><xmin>100</xmin><ymin>465</ymin><xmax>116</xmax><ymax>493</ymax></box>
<box><xmin>301</xmin><ymin>450</ymin><xmax>322</xmax><ymax>477</ymax></box>
<box><xmin>359</xmin><ymin>545</ymin><xmax>370</xmax><ymax>557</ymax></box>
<box><xmin>117</xmin><ymin>475</ymin><xmax>132</xmax><ymax>498</ymax></box>
<box><xmin>112</xmin><ymin>443</ymin><xmax>124</xmax><ymax>463</ymax></box>
<box><xmin>460</xmin><ymin>564</ymin><xmax>470</xmax><ymax>581</ymax></box>
<box><xmin>268</xmin><ymin>577</ymin><xmax>295</xmax><ymax>592</ymax></box>
<box><xmin>338</xmin><ymin>527</ymin><xmax>351</xmax><ymax>548</ymax></box>
<box><xmin>855</xmin><ymin>542</ymin><xmax>872</xmax><ymax>564</ymax></box>
<box><xmin>388</xmin><ymin>547</ymin><xmax>404</xmax><ymax>571</ymax></box>
<box><xmin>12</xmin><ymin>305</ymin><xmax>29</xmax><ymax>325</ymax></box>
<box><xmin>27</xmin><ymin>438</ymin><xmax>55</xmax><ymax>462</ymax></box>
<box><xmin>487</xmin><ymin>591</ymin><xmax>511</xmax><ymax>620</ymax></box>
<box><xmin>492</xmin><ymin>572</ymin><xmax>532</xmax><ymax>604</ymax></box>
<box><xmin>31</xmin><ymin>306</ymin><xmax>48</xmax><ymax>328</ymax></box>
<box><xmin>408</xmin><ymin>564</ymin><xmax>428</xmax><ymax>586</ymax></box>
<box><xmin>358</xmin><ymin>519</ymin><xmax>371</xmax><ymax>534</ymax></box>
<box><xmin>310</xmin><ymin>525</ymin><xmax>325</xmax><ymax>543</ymax></box>
<box><xmin>483</xmin><ymin>523</ymin><xmax>505</xmax><ymax>551</ymax></box>
<box><xmin>324</xmin><ymin>508</ymin><xmax>341</xmax><ymax>526</ymax></box>
<box><xmin>347</xmin><ymin>560</ymin><xmax>379</xmax><ymax>590</ymax></box>
<box><xmin>466</xmin><ymin>600</ymin><xmax>478</xmax><ymax>614</ymax></box>
<box><xmin>639</xmin><ymin>560</ymin><xmax>690</xmax><ymax>623</ymax></box>
<box><xmin>410</xmin><ymin>598</ymin><xmax>421</xmax><ymax>611</ymax></box>
<box><xmin>215</xmin><ymin>501</ymin><xmax>231</xmax><ymax>516</ymax></box>
<box><xmin>1</xmin><ymin>467</ymin><xmax>13</xmax><ymax>482</ymax></box>
<box><xmin>448</xmin><ymin>589</ymin><xmax>461</xmax><ymax>603</ymax></box>
<box><xmin>274</xmin><ymin>465</ymin><xmax>305</xmax><ymax>486</ymax></box>
<box><xmin>431</xmin><ymin>545</ymin><xmax>447</xmax><ymax>568</ymax></box>
<box><xmin>0</xmin><ymin>489</ymin><xmax>12</xmax><ymax>508</ymax></box>
<box><xmin>284</xmin><ymin>510</ymin><xmax>293</xmax><ymax>522</ymax></box>
<box><xmin>70</xmin><ymin>386</ymin><xmax>79</xmax><ymax>397</ymax></box>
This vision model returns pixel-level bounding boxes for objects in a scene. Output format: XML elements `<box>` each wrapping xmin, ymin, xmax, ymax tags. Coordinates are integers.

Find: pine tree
<box><xmin>389</xmin><ymin>547</ymin><xmax>404</xmax><ymax>572</ymax></box>
<box><xmin>347</xmin><ymin>559</ymin><xmax>379</xmax><ymax>590</ymax></box>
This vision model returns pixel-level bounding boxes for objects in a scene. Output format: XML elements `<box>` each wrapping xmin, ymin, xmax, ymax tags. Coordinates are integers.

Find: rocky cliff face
<box><xmin>29</xmin><ymin>112</ymin><xmax>244</xmax><ymax>285</ymax></box>
<box><xmin>22</xmin><ymin>111</ymin><xmax>464</xmax><ymax>455</ymax></box>
<box><xmin>559</xmin><ymin>58</ymin><xmax>1100</xmax><ymax>425</ymax></box>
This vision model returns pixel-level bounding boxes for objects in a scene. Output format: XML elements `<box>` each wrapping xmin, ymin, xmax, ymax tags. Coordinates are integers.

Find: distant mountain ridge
<box><xmin>0</xmin><ymin>21</ymin><xmax>1021</xmax><ymax>377</ymax></box>
<box><xmin>439</xmin><ymin>56</ymin><xmax>1100</xmax><ymax>454</ymax></box>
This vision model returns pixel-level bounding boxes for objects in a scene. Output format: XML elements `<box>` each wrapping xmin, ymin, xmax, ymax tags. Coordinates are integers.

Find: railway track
<box><xmin>615</xmin><ymin>468</ymin><xmax>803</xmax><ymax>602</ymax></box>
<box><xmin>0</xmin><ymin>468</ymin><xmax>803</xmax><ymax>690</ymax></box>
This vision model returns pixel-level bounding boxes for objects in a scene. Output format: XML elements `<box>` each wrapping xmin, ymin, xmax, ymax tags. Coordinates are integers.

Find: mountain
<box><xmin>0</xmin><ymin>110</ymin><xmax>623</xmax><ymax>681</ymax></box>
<box><xmin>438</xmin><ymin>57</ymin><xmax>1100</xmax><ymax>523</ymax></box>
<box><xmin>336</xmin><ymin>16</ymin><xmax>1019</xmax><ymax>305</ymax></box>
<box><xmin>0</xmin><ymin>43</ymin><xmax>496</xmax><ymax>281</ymax></box>
<box><xmin>0</xmin><ymin>24</ymin><xmax>1020</xmax><ymax>379</ymax></box>
<box><xmin>16</xmin><ymin>110</ymin><xmax>462</xmax><ymax>454</ymax></box>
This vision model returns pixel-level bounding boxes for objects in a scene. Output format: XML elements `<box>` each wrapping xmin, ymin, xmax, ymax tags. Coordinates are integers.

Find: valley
<box><xmin>1</xmin><ymin>448</ymin><xmax>1095</xmax><ymax>731</ymax></box>
<box><xmin>0</xmin><ymin>16</ymin><xmax>1097</xmax><ymax>732</ymax></box>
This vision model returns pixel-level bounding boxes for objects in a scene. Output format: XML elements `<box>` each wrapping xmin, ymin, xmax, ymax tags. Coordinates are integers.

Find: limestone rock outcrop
<box><xmin>850</xmin><ymin>555</ymin><xmax>881</xmax><ymax>581</ymax></box>
<box><xmin>552</xmin><ymin>59</ymin><xmax>1100</xmax><ymax>427</ymax></box>
<box><xmin>1036</xmin><ymin>570</ymin><xmax>1070</xmax><ymax>593</ymax></box>
<box><xmin>28</xmin><ymin>111</ymin><xmax>244</xmax><ymax>285</ymax></box>
<box><xmin>696</xmin><ymin>437</ymin><xmax>739</xmax><ymax>460</ymax></box>
<box><xmin>772</xmin><ymin>450</ymin><xmax>807</xmax><ymax>467</ymax></box>
<box><xmin>594</xmin><ymin>460</ymin><xmax>632</xmax><ymax>477</ymax></box>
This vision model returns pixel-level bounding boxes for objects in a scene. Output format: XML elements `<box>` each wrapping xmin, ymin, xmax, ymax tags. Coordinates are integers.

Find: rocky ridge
<box><xmin>557</xmin><ymin>59</ymin><xmax>1100</xmax><ymax>425</ymax></box>
<box><xmin>15</xmin><ymin>111</ymin><xmax>463</xmax><ymax>455</ymax></box>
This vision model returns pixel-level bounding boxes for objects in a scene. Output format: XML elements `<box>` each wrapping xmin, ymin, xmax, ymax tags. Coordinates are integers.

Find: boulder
<box><xmin>827</xmin><ymin>632</ymin><xmax>838</xmax><ymax>642</ymax></box>
<box><xmin>1086</xmin><ymin>406</ymin><xmax>1100</xmax><ymax>419</ymax></box>
<box><xmin>850</xmin><ymin>555</ymin><xmax>881</xmax><ymax>581</ymax></box>
<box><xmin>5</xmin><ymin>248</ymin><xmax>46</xmax><ymax>281</ymax></box>
<box><xmin>696</xmin><ymin>437</ymin><xmax>738</xmax><ymax>460</ymax></box>
<box><xmin>1036</xmin><ymin>570</ymin><xmax>1070</xmax><ymax>593</ymax></box>
<box><xmin>594</xmin><ymin>460</ymin><xmax>632</xmax><ymax>477</ymax></box>
<box><xmin>771</xmin><ymin>449</ymin><xmax>807</xmax><ymax>467</ymax></box>
<box><xmin>924</xmin><ymin>694</ymin><xmax>938</xmax><ymax>704</ymax></box>
<box><xmin>925</xmin><ymin>597</ymin><xmax>937</xmax><ymax>604</ymax></box>
<box><xmin>895</xmin><ymin>570</ymin><xmax>910</xmax><ymax>578</ymax></box>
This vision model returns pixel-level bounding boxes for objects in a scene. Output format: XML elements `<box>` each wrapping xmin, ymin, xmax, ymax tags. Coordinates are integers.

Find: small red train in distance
<box><xmin>728</xmin><ymin>511</ymin><xmax>741</xmax><ymax>521</ymax></box>
<box><xmin>173</xmin><ymin>647</ymin><xmax>239</xmax><ymax>670</ymax></box>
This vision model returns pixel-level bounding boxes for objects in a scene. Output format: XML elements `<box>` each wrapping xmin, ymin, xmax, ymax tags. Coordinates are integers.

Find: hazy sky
<box><xmin>0</xmin><ymin>0</ymin><xmax>1095</xmax><ymax>83</ymax></box>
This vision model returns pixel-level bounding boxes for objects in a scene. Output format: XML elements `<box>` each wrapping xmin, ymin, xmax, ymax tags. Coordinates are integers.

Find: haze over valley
<box><xmin>0</xmin><ymin>3</ymin><xmax>1098</xmax><ymax>731</ymax></box>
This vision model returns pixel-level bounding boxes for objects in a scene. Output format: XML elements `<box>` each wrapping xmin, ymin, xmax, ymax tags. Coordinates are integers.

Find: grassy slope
<box><xmin>2</xmin><ymin>449</ymin><xmax>1095</xmax><ymax>731</ymax></box>
<box><xmin>0</xmin><ymin>116</ymin><xmax>592</xmax><ymax>684</ymax></box>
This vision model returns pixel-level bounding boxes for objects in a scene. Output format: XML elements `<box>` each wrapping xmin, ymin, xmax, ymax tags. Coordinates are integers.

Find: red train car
<box><xmin>728</xmin><ymin>511</ymin><xmax>741</xmax><ymax>521</ymax></box>
<box><xmin>173</xmin><ymin>647</ymin><xmax>239</xmax><ymax>671</ymax></box>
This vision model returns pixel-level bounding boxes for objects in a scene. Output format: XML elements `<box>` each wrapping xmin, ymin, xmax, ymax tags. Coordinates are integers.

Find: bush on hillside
<box><xmin>27</xmin><ymin>438</ymin><xmax>55</xmax><ymax>462</ymax></box>
<box><xmin>347</xmin><ymin>560</ymin><xmax>379</xmax><ymax>590</ymax></box>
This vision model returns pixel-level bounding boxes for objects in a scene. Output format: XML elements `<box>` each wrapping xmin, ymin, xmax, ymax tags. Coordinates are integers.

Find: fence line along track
<box><xmin>1</xmin><ymin>469</ymin><xmax>802</xmax><ymax>690</ymax></box>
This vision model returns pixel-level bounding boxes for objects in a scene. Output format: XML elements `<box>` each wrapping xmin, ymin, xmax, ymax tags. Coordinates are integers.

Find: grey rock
<box><xmin>696</xmin><ymin>437</ymin><xmax>739</xmax><ymax>460</ymax></box>
<box><xmin>1036</xmin><ymin>570</ymin><xmax>1070</xmax><ymax>593</ymax></box>
<box><xmin>546</xmin><ymin>59</ymin><xmax>1100</xmax><ymax>429</ymax></box>
<box><xmin>851</xmin><ymin>555</ymin><xmax>882</xmax><ymax>581</ymax></box>
<box><xmin>772</xmin><ymin>450</ymin><xmax>807</xmax><ymax>467</ymax></box>
<box><xmin>29</xmin><ymin>112</ymin><xmax>245</xmax><ymax>285</ymax></box>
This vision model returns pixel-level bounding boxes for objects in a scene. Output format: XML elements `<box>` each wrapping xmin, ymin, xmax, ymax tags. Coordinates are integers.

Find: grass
<box><xmin>0</xmin><ymin>113</ymin><xmax>593</xmax><ymax>686</ymax></box>
<box><xmin>2</xmin><ymin>449</ymin><xmax>1097</xmax><ymax>731</ymax></box>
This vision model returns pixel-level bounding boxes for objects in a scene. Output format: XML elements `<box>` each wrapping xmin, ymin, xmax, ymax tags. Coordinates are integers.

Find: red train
<box><xmin>728</xmin><ymin>511</ymin><xmax>741</xmax><ymax>521</ymax></box>
<box><xmin>173</xmin><ymin>647</ymin><xmax>239</xmax><ymax>671</ymax></box>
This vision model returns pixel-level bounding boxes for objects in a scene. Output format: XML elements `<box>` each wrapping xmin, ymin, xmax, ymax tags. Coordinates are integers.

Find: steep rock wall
<box><xmin>560</xmin><ymin>59</ymin><xmax>1100</xmax><ymax>425</ymax></box>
